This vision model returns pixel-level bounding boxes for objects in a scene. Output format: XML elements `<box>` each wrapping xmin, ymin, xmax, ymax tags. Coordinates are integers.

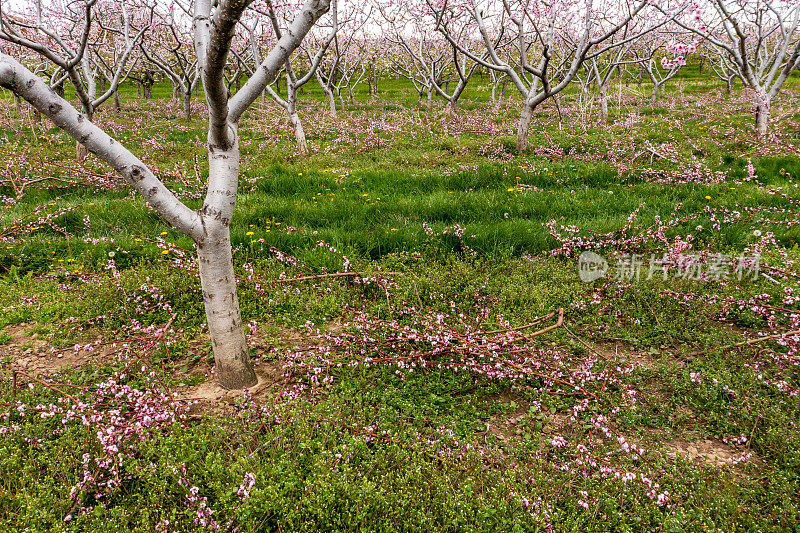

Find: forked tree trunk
<box><xmin>755</xmin><ymin>103</ymin><xmax>769</xmax><ymax>136</ymax></box>
<box><xmin>184</xmin><ymin>92</ymin><xmax>192</xmax><ymax>120</ymax></box>
<box><xmin>199</xmin><ymin>139</ymin><xmax>258</xmax><ymax>390</ymax></box>
<box><xmin>599</xmin><ymin>85</ymin><xmax>609</xmax><ymax>121</ymax></box>
<box><xmin>197</xmin><ymin>231</ymin><xmax>257</xmax><ymax>390</ymax></box>
<box><xmin>324</xmin><ymin>86</ymin><xmax>337</xmax><ymax>117</ymax></box>
<box><xmin>76</xmin><ymin>110</ymin><xmax>93</xmax><ymax>161</ymax></box>
<box><xmin>517</xmin><ymin>97</ymin><xmax>537</xmax><ymax>152</ymax></box>
<box><xmin>651</xmin><ymin>84</ymin><xmax>661</xmax><ymax>104</ymax></box>
<box><xmin>337</xmin><ymin>90</ymin><xmax>345</xmax><ymax>110</ymax></box>
<box><xmin>447</xmin><ymin>98</ymin><xmax>459</xmax><ymax>117</ymax></box>
<box><xmin>290</xmin><ymin>111</ymin><xmax>308</xmax><ymax>154</ymax></box>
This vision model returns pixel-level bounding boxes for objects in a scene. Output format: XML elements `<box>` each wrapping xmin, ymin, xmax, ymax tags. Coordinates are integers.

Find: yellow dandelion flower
<box><xmin>704</xmin><ymin>196</ymin><xmax>711</xmax><ymax>200</ymax></box>
<box><xmin>246</xmin><ymin>231</ymin><xmax>254</xmax><ymax>236</ymax></box>
<box><xmin>161</xmin><ymin>250</ymin><xmax>169</xmax><ymax>255</ymax></box>
<box><xmin>160</xmin><ymin>231</ymin><xmax>168</xmax><ymax>235</ymax></box>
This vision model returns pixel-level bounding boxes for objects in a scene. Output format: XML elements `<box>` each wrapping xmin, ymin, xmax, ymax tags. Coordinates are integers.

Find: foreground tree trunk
<box><xmin>198</xmin><ymin>136</ymin><xmax>258</xmax><ymax>390</ymax></box>
<box><xmin>197</xmin><ymin>229</ymin><xmax>257</xmax><ymax>390</ymax></box>
<box><xmin>755</xmin><ymin>103</ymin><xmax>769</xmax><ymax>136</ymax></box>
<box><xmin>517</xmin><ymin>97</ymin><xmax>537</xmax><ymax>151</ymax></box>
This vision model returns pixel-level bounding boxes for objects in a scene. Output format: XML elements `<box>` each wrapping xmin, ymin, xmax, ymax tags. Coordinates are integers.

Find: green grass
<box><xmin>0</xmin><ymin>65</ymin><xmax>799</xmax><ymax>531</ymax></box>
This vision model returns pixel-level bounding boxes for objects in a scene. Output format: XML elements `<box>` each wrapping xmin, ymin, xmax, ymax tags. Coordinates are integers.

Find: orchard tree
<box><xmin>0</xmin><ymin>0</ymin><xmax>333</xmax><ymax>390</ymax></box>
<box><xmin>0</xmin><ymin>0</ymin><xmax>153</xmax><ymax>159</ymax></box>
<box><xmin>140</xmin><ymin>2</ymin><xmax>201</xmax><ymax>120</ymax></box>
<box><xmin>260</xmin><ymin>0</ymin><xmax>339</xmax><ymax>152</ymax></box>
<box><xmin>384</xmin><ymin>0</ymin><xmax>484</xmax><ymax>116</ymax></box>
<box><xmin>586</xmin><ymin>34</ymin><xmax>635</xmax><ymax>121</ymax></box>
<box><xmin>673</xmin><ymin>0</ymin><xmax>800</xmax><ymax>135</ymax></box>
<box><xmin>435</xmin><ymin>0</ymin><xmax>680</xmax><ymax>151</ymax></box>
<box><xmin>631</xmin><ymin>30</ymin><xmax>695</xmax><ymax>104</ymax></box>
<box><xmin>312</xmin><ymin>1</ymin><xmax>372</xmax><ymax>116</ymax></box>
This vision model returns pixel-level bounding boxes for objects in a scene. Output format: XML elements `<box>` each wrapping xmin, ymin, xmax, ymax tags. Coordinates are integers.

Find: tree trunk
<box><xmin>447</xmin><ymin>98</ymin><xmax>459</xmax><ymax>117</ymax></box>
<box><xmin>184</xmin><ymin>92</ymin><xmax>192</xmax><ymax>120</ymax></box>
<box><xmin>651</xmin><ymin>84</ymin><xmax>660</xmax><ymax>104</ymax></box>
<box><xmin>516</xmin><ymin>98</ymin><xmax>536</xmax><ymax>152</ymax></box>
<box><xmin>196</xmin><ymin>230</ymin><xmax>258</xmax><ymax>390</ymax></box>
<box><xmin>76</xmin><ymin>110</ymin><xmax>92</xmax><ymax>161</ymax></box>
<box><xmin>143</xmin><ymin>83</ymin><xmax>153</xmax><ymax>100</ymax></box>
<box><xmin>113</xmin><ymin>89</ymin><xmax>121</xmax><ymax>112</ymax></box>
<box><xmin>290</xmin><ymin>112</ymin><xmax>308</xmax><ymax>154</ymax></box>
<box><xmin>755</xmin><ymin>103</ymin><xmax>769</xmax><ymax>136</ymax></box>
<box><xmin>336</xmin><ymin>87</ymin><xmax>345</xmax><ymax>111</ymax></box>
<box><xmin>198</xmin><ymin>139</ymin><xmax>258</xmax><ymax>390</ymax></box>
<box><xmin>369</xmin><ymin>65</ymin><xmax>377</xmax><ymax>96</ymax></box>
<box><xmin>599</xmin><ymin>85</ymin><xmax>609</xmax><ymax>122</ymax></box>
<box><xmin>325</xmin><ymin>86</ymin><xmax>337</xmax><ymax>117</ymax></box>
<box><xmin>76</xmin><ymin>142</ymin><xmax>89</xmax><ymax>161</ymax></box>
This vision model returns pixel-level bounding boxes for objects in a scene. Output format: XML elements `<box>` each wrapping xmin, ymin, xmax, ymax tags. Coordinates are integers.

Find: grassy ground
<box><xmin>0</xmin><ymin>69</ymin><xmax>799</xmax><ymax>531</ymax></box>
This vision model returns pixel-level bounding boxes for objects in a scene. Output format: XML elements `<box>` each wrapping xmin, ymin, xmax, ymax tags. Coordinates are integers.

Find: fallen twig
<box><xmin>272</xmin><ymin>271</ymin><xmax>403</xmax><ymax>283</ymax></box>
<box><xmin>688</xmin><ymin>329</ymin><xmax>800</xmax><ymax>357</ymax></box>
